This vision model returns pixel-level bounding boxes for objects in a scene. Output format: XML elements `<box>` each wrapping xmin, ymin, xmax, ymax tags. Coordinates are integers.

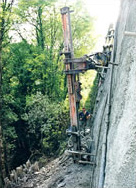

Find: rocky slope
<box><xmin>13</xmin><ymin>154</ymin><xmax>92</xmax><ymax>188</ymax></box>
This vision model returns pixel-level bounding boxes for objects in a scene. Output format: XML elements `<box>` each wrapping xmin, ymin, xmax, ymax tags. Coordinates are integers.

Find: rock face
<box><xmin>92</xmin><ymin>0</ymin><xmax>136</xmax><ymax>188</ymax></box>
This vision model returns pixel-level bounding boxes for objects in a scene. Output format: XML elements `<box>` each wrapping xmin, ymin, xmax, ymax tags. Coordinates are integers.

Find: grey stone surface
<box><xmin>92</xmin><ymin>0</ymin><xmax>136</xmax><ymax>187</ymax></box>
<box><xmin>12</xmin><ymin>155</ymin><xmax>92</xmax><ymax>188</ymax></box>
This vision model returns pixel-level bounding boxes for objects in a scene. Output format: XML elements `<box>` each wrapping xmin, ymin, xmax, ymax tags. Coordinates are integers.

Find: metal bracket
<box><xmin>67</xmin><ymin>150</ymin><xmax>95</xmax><ymax>156</ymax></box>
<box><xmin>60</xmin><ymin>7</ymin><xmax>74</xmax><ymax>15</ymax></box>
<box><xmin>109</xmin><ymin>62</ymin><xmax>118</xmax><ymax>66</ymax></box>
<box><xmin>66</xmin><ymin>130</ymin><xmax>80</xmax><ymax>136</ymax></box>
<box><xmin>60</xmin><ymin>51</ymin><xmax>72</xmax><ymax>56</ymax></box>
<box><xmin>67</xmin><ymin>150</ymin><xmax>96</xmax><ymax>165</ymax></box>
<box><xmin>78</xmin><ymin>160</ymin><xmax>95</xmax><ymax>165</ymax></box>
<box><xmin>64</xmin><ymin>69</ymin><xmax>87</xmax><ymax>74</ymax></box>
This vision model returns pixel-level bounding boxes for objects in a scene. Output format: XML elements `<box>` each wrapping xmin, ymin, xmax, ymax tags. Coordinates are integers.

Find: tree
<box><xmin>72</xmin><ymin>1</ymin><xmax>96</xmax><ymax>57</ymax></box>
<box><xmin>0</xmin><ymin>0</ymin><xmax>15</xmax><ymax>186</ymax></box>
<box><xmin>15</xmin><ymin>0</ymin><xmax>56</xmax><ymax>48</ymax></box>
<box><xmin>13</xmin><ymin>1</ymin><xmax>65</xmax><ymax>99</ymax></box>
<box><xmin>21</xmin><ymin>92</ymin><xmax>69</xmax><ymax>156</ymax></box>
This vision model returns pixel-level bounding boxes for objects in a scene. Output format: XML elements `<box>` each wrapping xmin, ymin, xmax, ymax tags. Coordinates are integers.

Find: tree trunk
<box><xmin>38</xmin><ymin>7</ymin><xmax>45</xmax><ymax>50</ymax></box>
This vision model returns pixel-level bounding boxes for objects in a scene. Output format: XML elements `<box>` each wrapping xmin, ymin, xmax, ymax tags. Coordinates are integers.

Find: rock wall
<box><xmin>92</xmin><ymin>0</ymin><xmax>136</xmax><ymax>187</ymax></box>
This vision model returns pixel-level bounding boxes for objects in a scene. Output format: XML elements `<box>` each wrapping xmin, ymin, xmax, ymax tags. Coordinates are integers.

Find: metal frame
<box><xmin>60</xmin><ymin>7</ymin><xmax>114</xmax><ymax>163</ymax></box>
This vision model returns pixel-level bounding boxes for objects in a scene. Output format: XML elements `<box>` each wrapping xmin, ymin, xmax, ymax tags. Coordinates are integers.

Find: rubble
<box><xmin>6</xmin><ymin>154</ymin><xmax>92</xmax><ymax>188</ymax></box>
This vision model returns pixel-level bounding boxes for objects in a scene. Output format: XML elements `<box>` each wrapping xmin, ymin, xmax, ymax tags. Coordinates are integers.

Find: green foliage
<box><xmin>80</xmin><ymin>70</ymin><xmax>97</xmax><ymax>110</ymax></box>
<box><xmin>18</xmin><ymin>0</ymin><xmax>56</xmax><ymax>9</ymax></box>
<box><xmin>71</xmin><ymin>0</ymin><xmax>97</xmax><ymax>57</ymax></box>
<box><xmin>0</xmin><ymin>0</ymin><xmax>15</xmax><ymax>48</ymax></box>
<box><xmin>88</xmin><ymin>73</ymin><xmax>99</xmax><ymax>113</ymax></box>
<box><xmin>23</xmin><ymin>92</ymin><xmax>69</xmax><ymax>156</ymax></box>
<box><xmin>3</xmin><ymin>41</ymin><xmax>65</xmax><ymax>100</ymax></box>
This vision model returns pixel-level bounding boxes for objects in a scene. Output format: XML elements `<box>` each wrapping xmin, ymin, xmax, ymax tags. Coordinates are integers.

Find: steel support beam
<box><xmin>61</xmin><ymin>7</ymin><xmax>78</xmax><ymax>127</ymax></box>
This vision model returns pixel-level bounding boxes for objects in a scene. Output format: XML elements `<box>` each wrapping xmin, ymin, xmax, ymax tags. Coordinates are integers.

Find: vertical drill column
<box><xmin>60</xmin><ymin>7</ymin><xmax>78</xmax><ymax>127</ymax></box>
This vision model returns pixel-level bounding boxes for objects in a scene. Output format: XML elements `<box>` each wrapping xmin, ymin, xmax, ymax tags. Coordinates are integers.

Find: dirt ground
<box><xmin>15</xmin><ymin>153</ymin><xmax>93</xmax><ymax>188</ymax></box>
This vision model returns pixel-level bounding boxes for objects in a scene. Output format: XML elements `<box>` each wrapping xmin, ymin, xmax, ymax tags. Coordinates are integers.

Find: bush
<box><xmin>22</xmin><ymin>92</ymin><xmax>69</xmax><ymax>156</ymax></box>
<box><xmin>89</xmin><ymin>74</ymin><xmax>99</xmax><ymax>113</ymax></box>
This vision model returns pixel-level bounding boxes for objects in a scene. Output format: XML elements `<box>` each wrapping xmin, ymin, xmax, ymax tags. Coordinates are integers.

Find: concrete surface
<box><xmin>92</xmin><ymin>0</ymin><xmax>136</xmax><ymax>187</ymax></box>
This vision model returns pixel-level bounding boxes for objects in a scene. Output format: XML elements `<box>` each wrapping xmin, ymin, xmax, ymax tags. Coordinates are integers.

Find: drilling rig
<box><xmin>60</xmin><ymin>7</ymin><xmax>114</xmax><ymax>164</ymax></box>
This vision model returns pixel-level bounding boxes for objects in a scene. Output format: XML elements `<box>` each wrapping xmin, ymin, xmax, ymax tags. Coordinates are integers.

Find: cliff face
<box><xmin>92</xmin><ymin>0</ymin><xmax>136</xmax><ymax>188</ymax></box>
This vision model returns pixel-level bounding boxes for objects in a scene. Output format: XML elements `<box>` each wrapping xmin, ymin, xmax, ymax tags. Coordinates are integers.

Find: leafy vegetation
<box><xmin>0</xmin><ymin>0</ymin><xmax>97</xmax><ymax>185</ymax></box>
<box><xmin>80</xmin><ymin>70</ymin><xmax>97</xmax><ymax>110</ymax></box>
<box><xmin>88</xmin><ymin>73</ymin><xmax>99</xmax><ymax>113</ymax></box>
<box><xmin>22</xmin><ymin>92</ymin><xmax>69</xmax><ymax>156</ymax></box>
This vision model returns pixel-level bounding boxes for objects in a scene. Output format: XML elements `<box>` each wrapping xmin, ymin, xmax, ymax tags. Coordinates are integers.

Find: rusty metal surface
<box><xmin>61</xmin><ymin>7</ymin><xmax>78</xmax><ymax>127</ymax></box>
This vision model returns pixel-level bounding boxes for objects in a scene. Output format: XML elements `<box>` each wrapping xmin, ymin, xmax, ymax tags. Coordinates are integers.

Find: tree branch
<box><xmin>6</xmin><ymin>0</ymin><xmax>14</xmax><ymax>11</ymax></box>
